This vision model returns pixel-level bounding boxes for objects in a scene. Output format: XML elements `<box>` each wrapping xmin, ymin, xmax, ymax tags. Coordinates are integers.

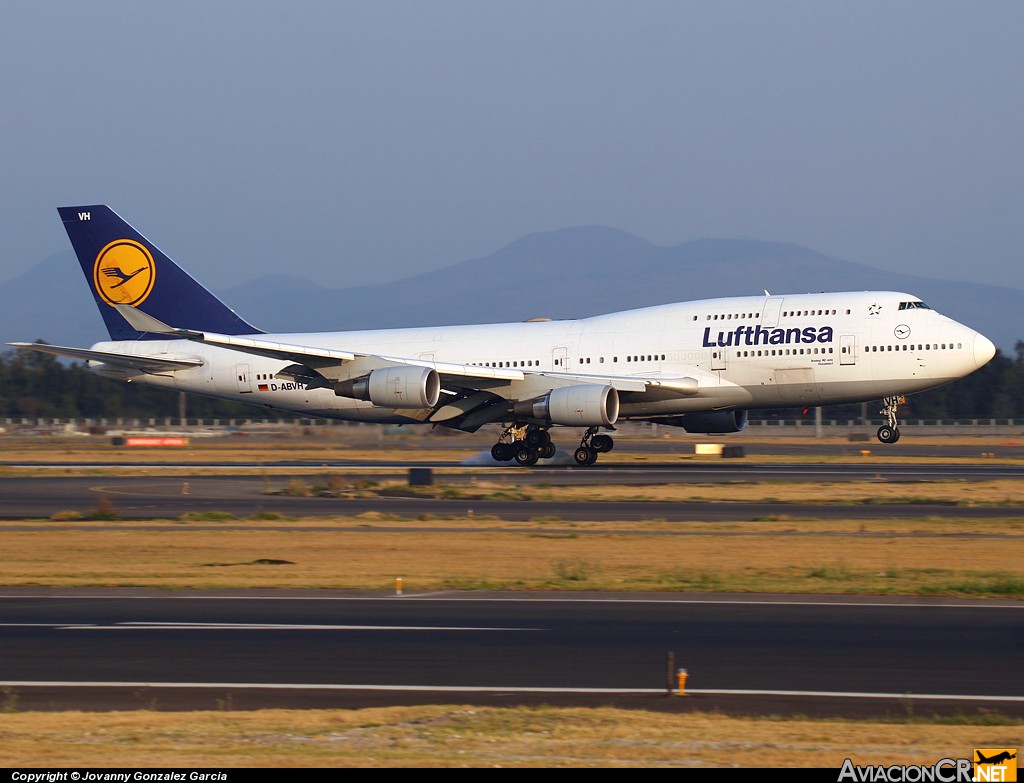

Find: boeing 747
<box><xmin>9</xmin><ymin>206</ymin><xmax>996</xmax><ymax>466</ymax></box>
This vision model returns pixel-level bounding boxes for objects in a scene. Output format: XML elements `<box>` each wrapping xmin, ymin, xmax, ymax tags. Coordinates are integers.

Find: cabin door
<box><xmin>761</xmin><ymin>297</ymin><xmax>784</xmax><ymax>327</ymax></box>
<box><xmin>235</xmin><ymin>364</ymin><xmax>253</xmax><ymax>393</ymax></box>
<box><xmin>840</xmin><ymin>335</ymin><xmax>857</xmax><ymax>366</ymax></box>
<box><xmin>711</xmin><ymin>347</ymin><xmax>727</xmax><ymax>371</ymax></box>
<box><xmin>552</xmin><ymin>346</ymin><xmax>569</xmax><ymax>371</ymax></box>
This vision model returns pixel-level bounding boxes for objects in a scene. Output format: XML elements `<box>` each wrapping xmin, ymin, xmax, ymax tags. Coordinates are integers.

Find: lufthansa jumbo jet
<box><xmin>9</xmin><ymin>206</ymin><xmax>996</xmax><ymax>466</ymax></box>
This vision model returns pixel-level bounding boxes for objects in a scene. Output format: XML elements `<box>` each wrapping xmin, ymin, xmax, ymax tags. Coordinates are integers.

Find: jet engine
<box><xmin>658</xmin><ymin>410</ymin><xmax>748</xmax><ymax>433</ymax></box>
<box><xmin>516</xmin><ymin>384</ymin><xmax>619</xmax><ymax>427</ymax></box>
<box><xmin>334</xmin><ymin>366</ymin><xmax>441</xmax><ymax>409</ymax></box>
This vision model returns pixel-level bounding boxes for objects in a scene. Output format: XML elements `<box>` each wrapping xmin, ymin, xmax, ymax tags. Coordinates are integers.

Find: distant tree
<box><xmin>0</xmin><ymin>347</ymin><xmax>291</xmax><ymax>420</ymax></box>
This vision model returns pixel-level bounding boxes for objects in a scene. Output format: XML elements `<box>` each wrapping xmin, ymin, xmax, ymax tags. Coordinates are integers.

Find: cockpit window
<box><xmin>898</xmin><ymin>301</ymin><xmax>931</xmax><ymax>310</ymax></box>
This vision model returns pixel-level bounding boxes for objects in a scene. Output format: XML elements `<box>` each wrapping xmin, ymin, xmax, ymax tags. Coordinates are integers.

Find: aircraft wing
<box><xmin>115</xmin><ymin>303</ymin><xmax>696</xmax><ymax>392</ymax></box>
<box><xmin>112</xmin><ymin>305</ymin><xmax>704</xmax><ymax>429</ymax></box>
<box><xmin>150</xmin><ymin>327</ymin><xmax>530</xmax><ymax>387</ymax></box>
<box><xmin>7</xmin><ymin>342</ymin><xmax>203</xmax><ymax>372</ymax></box>
<box><xmin>114</xmin><ymin>304</ymin><xmax>527</xmax><ymax>387</ymax></box>
<box><xmin>117</xmin><ymin>308</ymin><xmax>697</xmax><ymax>391</ymax></box>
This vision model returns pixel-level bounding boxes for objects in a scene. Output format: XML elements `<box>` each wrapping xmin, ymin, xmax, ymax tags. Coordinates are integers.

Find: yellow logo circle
<box><xmin>93</xmin><ymin>240</ymin><xmax>156</xmax><ymax>307</ymax></box>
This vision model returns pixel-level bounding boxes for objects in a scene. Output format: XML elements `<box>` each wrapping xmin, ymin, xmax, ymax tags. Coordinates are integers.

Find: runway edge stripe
<box><xmin>1</xmin><ymin>682</ymin><xmax>1022</xmax><ymax>701</ymax></box>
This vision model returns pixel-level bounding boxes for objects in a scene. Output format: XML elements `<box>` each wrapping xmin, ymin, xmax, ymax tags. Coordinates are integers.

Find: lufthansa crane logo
<box><xmin>93</xmin><ymin>240</ymin><xmax>156</xmax><ymax>307</ymax></box>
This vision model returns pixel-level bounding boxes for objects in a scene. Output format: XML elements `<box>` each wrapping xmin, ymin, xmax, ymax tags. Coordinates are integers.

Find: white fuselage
<box><xmin>88</xmin><ymin>291</ymin><xmax>994</xmax><ymax>425</ymax></box>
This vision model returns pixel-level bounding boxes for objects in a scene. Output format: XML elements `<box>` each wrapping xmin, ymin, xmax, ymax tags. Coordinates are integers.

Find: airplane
<box><xmin>976</xmin><ymin>751</ymin><xmax>1016</xmax><ymax>765</ymax></box>
<box><xmin>8</xmin><ymin>205</ymin><xmax>996</xmax><ymax>466</ymax></box>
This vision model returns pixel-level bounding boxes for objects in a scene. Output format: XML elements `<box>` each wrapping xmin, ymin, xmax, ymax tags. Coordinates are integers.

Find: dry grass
<box><xmin>0</xmin><ymin>706</ymin><xmax>1020</xmax><ymax>767</ymax></box>
<box><xmin>375</xmin><ymin>478</ymin><xmax>1024</xmax><ymax>506</ymax></box>
<box><xmin>1</xmin><ymin>434</ymin><xmax>1021</xmax><ymax>766</ymax></box>
<box><xmin>0</xmin><ymin>515</ymin><xmax>1021</xmax><ymax>595</ymax></box>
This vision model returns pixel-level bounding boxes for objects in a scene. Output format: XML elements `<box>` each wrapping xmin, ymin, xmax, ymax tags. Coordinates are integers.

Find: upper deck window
<box><xmin>898</xmin><ymin>301</ymin><xmax>932</xmax><ymax>310</ymax></box>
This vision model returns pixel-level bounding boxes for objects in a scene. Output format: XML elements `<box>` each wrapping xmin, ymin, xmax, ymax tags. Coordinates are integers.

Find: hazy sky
<box><xmin>3</xmin><ymin>1</ymin><xmax>1022</xmax><ymax>293</ymax></box>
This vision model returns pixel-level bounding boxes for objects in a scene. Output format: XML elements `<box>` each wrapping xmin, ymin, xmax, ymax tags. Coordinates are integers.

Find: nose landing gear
<box><xmin>876</xmin><ymin>395</ymin><xmax>905</xmax><ymax>444</ymax></box>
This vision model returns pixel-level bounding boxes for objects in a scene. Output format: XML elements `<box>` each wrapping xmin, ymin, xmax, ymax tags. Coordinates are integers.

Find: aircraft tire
<box><xmin>515</xmin><ymin>447</ymin><xmax>540</xmax><ymax>466</ymax></box>
<box><xmin>540</xmin><ymin>442</ymin><xmax>556</xmax><ymax>459</ymax></box>
<box><xmin>876</xmin><ymin>425</ymin><xmax>900</xmax><ymax>444</ymax></box>
<box><xmin>525</xmin><ymin>429</ymin><xmax>550</xmax><ymax>448</ymax></box>
<box><xmin>491</xmin><ymin>443</ymin><xmax>514</xmax><ymax>461</ymax></box>
<box><xmin>591</xmin><ymin>434</ymin><xmax>614</xmax><ymax>453</ymax></box>
<box><xmin>574</xmin><ymin>446</ymin><xmax>598</xmax><ymax>465</ymax></box>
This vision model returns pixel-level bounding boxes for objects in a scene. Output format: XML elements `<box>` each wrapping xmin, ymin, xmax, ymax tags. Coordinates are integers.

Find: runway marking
<box><xmin>1</xmin><ymin>621</ymin><xmax>538</xmax><ymax>632</ymax></box>
<box><xmin>0</xmin><ymin>680</ymin><xmax>1021</xmax><ymax>702</ymax></box>
<box><xmin>0</xmin><ymin>594</ymin><xmax>1020</xmax><ymax>610</ymax></box>
<box><xmin>0</xmin><ymin>623</ymin><xmax>72</xmax><ymax>627</ymax></box>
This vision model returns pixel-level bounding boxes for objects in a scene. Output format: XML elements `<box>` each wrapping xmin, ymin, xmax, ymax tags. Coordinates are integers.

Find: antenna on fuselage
<box><xmin>764</xmin><ymin>290</ymin><xmax>771</xmax><ymax>296</ymax></box>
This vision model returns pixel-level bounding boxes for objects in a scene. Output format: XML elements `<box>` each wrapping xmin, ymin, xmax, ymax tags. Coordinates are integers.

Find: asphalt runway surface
<box><xmin>2</xmin><ymin>452</ymin><xmax>1021</xmax><ymax>717</ymax></box>
<box><xmin>1</xmin><ymin>589</ymin><xmax>1021</xmax><ymax>717</ymax></box>
<box><xmin>2</xmin><ymin>462</ymin><xmax>1024</xmax><ymax>521</ymax></box>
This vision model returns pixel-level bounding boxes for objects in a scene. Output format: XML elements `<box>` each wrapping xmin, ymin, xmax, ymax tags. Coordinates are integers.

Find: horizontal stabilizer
<box><xmin>113</xmin><ymin>304</ymin><xmax>197</xmax><ymax>337</ymax></box>
<box><xmin>7</xmin><ymin>342</ymin><xmax>203</xmax><ymax>372</ymax></box>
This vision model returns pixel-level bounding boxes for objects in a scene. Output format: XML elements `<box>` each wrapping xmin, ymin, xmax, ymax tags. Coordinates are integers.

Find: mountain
<box><xmin>3</xmin><ymin>229</ymin><xmax>1021</xmax><ymax>352</ymax></box>
<box><xmin>0</xmin><ymin>251</ymin><xmax>110</xmax><ymax>347</ymax></box>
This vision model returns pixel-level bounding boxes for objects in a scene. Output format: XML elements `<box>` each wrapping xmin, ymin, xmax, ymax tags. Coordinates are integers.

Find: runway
<box><xmin>1</xmin><ymin>589</ymin><xmax>1021</xmax><ymax>717</ymax></box>
<box><xmin>5</xmin><ymin>459</ymin><xmax>1024</xmax><ymax>483</ymax></box>
<box><xmin>2</xmin><ymin>462</ymin><xmax>1023</xmax><ymax>521</ymax></box>
<box><xmin>2</xmin><ymin>454</ymin><xmax>1021</xmax><ymax>718</ymax></box>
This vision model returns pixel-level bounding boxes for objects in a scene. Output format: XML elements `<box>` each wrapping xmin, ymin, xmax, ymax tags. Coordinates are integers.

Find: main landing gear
<box><xmin>490</xmin><ymin>424</ymin><xmax>556</xmax><ymax>466</ymax></box>
<box><xmin>573</xmin><ymin>426</ymin><xmax>615</xmax><ymax>466</ymax></box>
<box><xmin>876</xmin><ymin>395</ymin><xmax>905</xmax><ymax>444</ymax></box>
<box><xmin>489</xmin><ymin>424</ymin><xmax>616</xmax><ymax>466</ymax></box>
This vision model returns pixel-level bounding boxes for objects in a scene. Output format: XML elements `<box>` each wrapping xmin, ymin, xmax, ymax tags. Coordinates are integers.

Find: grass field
<box><xmin>1</xmin><ymin>432</ymin><xmax>1021</xmax><ymax>767</ymax></box>
<box><xmin>2</xmin><ymin>511</ymin><xmax>1022</xmax><ymax>596</ymax></box>
<box><xmin>1</xmin><ymin>706</ymin><xmax>1020</xmax><ymax>768</ymax></box>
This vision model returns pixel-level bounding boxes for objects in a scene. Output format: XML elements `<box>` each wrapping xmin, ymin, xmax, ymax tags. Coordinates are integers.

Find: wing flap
<box><xmin>430</xmin><ymin>391</ymin><xmax>499</xmax><ymax>422</ymax></box>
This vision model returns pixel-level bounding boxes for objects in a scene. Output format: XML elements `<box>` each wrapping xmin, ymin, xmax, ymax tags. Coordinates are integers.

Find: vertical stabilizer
<box><xmin>59</xmin><ymin>205</ymin><xmax>261</xmax><ymax>340</ymax></box>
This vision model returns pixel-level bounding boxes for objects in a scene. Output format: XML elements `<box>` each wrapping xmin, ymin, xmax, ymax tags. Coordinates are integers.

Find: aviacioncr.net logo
<box><xmin>93</xmin><ymin>239</ymin><xmax>156</xmax><ymax>307</ymax></box>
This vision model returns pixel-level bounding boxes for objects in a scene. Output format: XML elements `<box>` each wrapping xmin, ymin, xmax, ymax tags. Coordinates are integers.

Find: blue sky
<box><xmin>3</xmin><ymin>1</ymin><xmax>1022</xmax><ymax>292</ymax></box>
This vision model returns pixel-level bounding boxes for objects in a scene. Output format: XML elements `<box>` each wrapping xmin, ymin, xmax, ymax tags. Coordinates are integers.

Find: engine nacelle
<box><xmin>518</xmin><ymin>384</ymin><xmax>619</xmax><ymax>427</ymax></box>
<box><xmin>659</xmin><ymin>410</ymin><xmax>748</xmax><ymax>434</ymax></box>
<box><xmin>334</xmin><ymin>366</ymin><xmax>441</xmax><ymax>409</ymax></box>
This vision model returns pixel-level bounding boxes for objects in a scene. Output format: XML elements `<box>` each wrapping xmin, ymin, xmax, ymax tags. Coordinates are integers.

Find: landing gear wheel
<box><xmin>574</xmin><ymin>446</ymin><xmax>598</xmax><ymax>466</ymax></box>
<box><xmin>876</xmin><ymin>425</ymin><xmax>900</xmax><ymax>444</ymax></box>
<box><xmin>491</xmin><ymin>443</ymin><xmax>514</xmax><ymax>461</ymax></box>
<box><xmin>576</xmin><ymin>425</ymin><xmax>614</xmax><ymax>461</ymax></box>
<box><xmin>525</xmin><ymin>429</ymin><xmax>550</xmax><ymax>448</ymax></box>
<box><xmin>515</xmin><ymin>447</ymin><xmax>540</xmax><ymax>466</ymax></box>
<box><xmin>539</xmin><ymin>442</ymin><xmax>556</xmax><ymax>460</ymax></box>
<box><xmin>876</xmin><ymin>395</ymin><xmax>905</xmax><ymax>445</ymax></box>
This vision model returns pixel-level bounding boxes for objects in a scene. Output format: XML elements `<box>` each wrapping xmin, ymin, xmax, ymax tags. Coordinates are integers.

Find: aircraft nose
<box><xmin>973</xmin><ymin>333</ymin><xmax>996</xmax><ymax>368</ymax></box>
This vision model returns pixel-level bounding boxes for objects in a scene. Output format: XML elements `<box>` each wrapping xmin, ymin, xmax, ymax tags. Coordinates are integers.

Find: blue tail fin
<box><xmin>59</xmin><ymin>205</ymin><xmax>261</xmax><ymax>340</ymax></box>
